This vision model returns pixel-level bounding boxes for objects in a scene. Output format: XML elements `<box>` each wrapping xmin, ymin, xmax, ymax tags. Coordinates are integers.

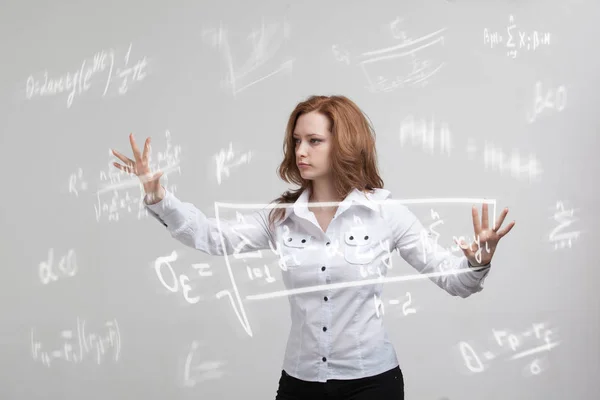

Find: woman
<box><xmin>111</xmin><ymin>95</ymin><xmax>515</xmax><ymax>399</ymax></box>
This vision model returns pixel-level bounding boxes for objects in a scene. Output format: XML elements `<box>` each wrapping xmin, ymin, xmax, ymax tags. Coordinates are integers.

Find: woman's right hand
<box><xmin>111</xmin><ymin>133</ymin><xmax>165</xmax><ymax>204</ymax></box>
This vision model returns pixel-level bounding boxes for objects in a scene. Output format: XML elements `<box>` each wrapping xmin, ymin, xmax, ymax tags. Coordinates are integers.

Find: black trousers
<box><xmin>275</xmin><ymin>365</ymin><xmax>404</xmax><ymax>400</ymax></box>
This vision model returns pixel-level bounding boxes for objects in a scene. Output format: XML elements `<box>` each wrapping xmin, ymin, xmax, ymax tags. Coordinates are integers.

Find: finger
<box><xmin>111</xmin><ymin>149</ymin><xmax>135</xmax><ymax>166</ymax></box>
<box><xmin>472</xmin><ymin>205</ymin><xmax>481</xmax><ymax>234</ymax></box>
<box><xmin>481</xmin><ymin>202</ymin><xmax>489</xmax><ymax>230</ymax></box>
<box><xmin>494</xmin><ymin>207</ymin><xmax>509</xmax><ymax>231</ymax></box>
<box><xmin>129</xmin><ymin>133</ymin><xmax>143</xmax><ymax>164</ymax></box>
<box><xmin>142</xmin><ymin>137</ymin><xmax>151</xmax><ymax>162</ymax></box>
<box><xmin>112</xmin><ymin>162</ymin><xmax>135</xmax><ymax>175</ymax></box>
<box><xmin>497</xmin><ymin>220</ymin><xmax>516</xmax><ymax>238</ymax></box>
<box><xmin>454</xmin><ymin>237</ymin><xmax>473</xmax><ymax>257</ymax></box>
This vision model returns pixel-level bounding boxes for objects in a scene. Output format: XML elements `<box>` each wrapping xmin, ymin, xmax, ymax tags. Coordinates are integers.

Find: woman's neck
<box><xmin>309</xmin><ymin>180</ymin><xmax>340</xmax><ymax>205</ymax></box>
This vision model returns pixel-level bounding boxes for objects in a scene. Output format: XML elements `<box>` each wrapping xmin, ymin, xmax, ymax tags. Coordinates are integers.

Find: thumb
<box><xmin>154</xmin><ymin>170</ymin><xmax>164</xmax><ymax>181</ymax></box>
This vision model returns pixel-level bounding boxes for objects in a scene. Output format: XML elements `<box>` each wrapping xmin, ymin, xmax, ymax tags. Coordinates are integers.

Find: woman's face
<box><xmin>293</xmin><ymin>111</ymin><xmax>333</xmax><ymax>182</ymax></box>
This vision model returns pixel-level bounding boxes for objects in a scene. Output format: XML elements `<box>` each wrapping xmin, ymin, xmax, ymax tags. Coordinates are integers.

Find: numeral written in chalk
<box><xmin>154</xmin><ymin>251</ymin><xmax>213</xmax><ymax>304</ymax></box>
<box><xmin>246</xmin><ymin>265</ymin><xmax>275</xmax><ymax>283</ymax></box>
<box><xmin>373</xmin><ymin>292</ymin><xmax>416</xmax><ymax>318</ymax></box>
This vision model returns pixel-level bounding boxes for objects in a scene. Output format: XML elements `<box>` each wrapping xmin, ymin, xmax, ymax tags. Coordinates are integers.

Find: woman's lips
<box><xmin>298</xmin><ymin>164</ymin><xmax>310</xmax><ymax>168</ymax></box>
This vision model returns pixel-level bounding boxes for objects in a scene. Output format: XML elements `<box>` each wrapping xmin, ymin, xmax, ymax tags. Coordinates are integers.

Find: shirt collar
<box><xmin>275</xmin><ymin>187</ymin><xmax>390</xmax><ymax>226</ymax></box>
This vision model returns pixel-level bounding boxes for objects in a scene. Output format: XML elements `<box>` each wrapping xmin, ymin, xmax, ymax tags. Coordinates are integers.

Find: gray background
<box><xmin>1</xmin><ymin>0</ymin><xmax>598</xmax><ymax>399</ymax></box>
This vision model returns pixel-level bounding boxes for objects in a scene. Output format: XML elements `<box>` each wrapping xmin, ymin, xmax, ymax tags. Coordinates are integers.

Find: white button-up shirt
<box><xmin>144</xmin><ymin>186</ymin><xmax>490</xmax><ymax>382</ymax></box>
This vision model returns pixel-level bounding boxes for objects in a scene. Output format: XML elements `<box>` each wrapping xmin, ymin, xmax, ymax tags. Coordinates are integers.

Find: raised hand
<box><xmin>455</xmin><ymin>203</ymin><xmax>516</xmax><ymax>267</ymax></box>
<box><xmin>111</xmin><ymin>133</ymin><xmax>165</xmax><ymax>204</ymax></box>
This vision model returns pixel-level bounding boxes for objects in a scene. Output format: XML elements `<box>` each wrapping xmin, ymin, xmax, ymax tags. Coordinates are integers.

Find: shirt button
<box><xmin>322</xmin><ymin>357</ymin><xmax>327</xmax><ymax>362</ymax></box>
<box><xmin>321</xmin><ymin>266</ymin><xmax>326</xmax><ymax>271</ymax></box>
<box><xmin>326</xmin><ymin>242</ymin><xmax>330</xmax><ymax>246</ymax></box>
<box><xmin>322</xmin><ymin>327</ymin><xmax>327</xmax><ymax>332</ymax></box>
<box><xmin>324</xmin><ymin>296</ymin><xmax>328</xmax><ymax>301</ymax></box>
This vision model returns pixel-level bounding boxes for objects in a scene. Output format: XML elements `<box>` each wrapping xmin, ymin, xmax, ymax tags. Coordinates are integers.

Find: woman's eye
<box><xmin>293</xmin><ymin>138</ymin><xmax>321</xmax><ymax>144</ymax></box>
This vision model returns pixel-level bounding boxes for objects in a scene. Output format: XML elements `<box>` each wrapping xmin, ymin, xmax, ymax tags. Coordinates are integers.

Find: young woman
<box><xmin>112</xmin><ymin>95</ymin><xmax>515</xmax><ymax>400</ymax></box>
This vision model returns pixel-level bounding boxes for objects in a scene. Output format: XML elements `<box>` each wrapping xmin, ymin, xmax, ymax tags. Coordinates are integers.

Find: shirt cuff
<box><xmin>144</xmin><ymin>186</ymin><xmax>188</xmax><ymax>228</ymax></box>
<box><xmin>457</xmin><ymin>258</ymin><xmax>491</xmax><ymax>287</ymax></box>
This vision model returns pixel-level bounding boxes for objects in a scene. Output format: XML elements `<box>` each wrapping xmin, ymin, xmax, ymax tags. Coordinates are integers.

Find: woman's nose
<box><xmin>296</xmin><ymin>142</ymin><xmax>308</xmax><ymax>157</ymax></box>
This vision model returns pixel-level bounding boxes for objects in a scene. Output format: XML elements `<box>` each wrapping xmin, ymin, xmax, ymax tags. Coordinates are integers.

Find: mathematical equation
<box><xmin>527</xmin><ymin>81</ymin><xmax>567</xmax><ymax>124</ymax></box>
<box><xmin>373</xmin><ymin>292</ymin><xmax>416</xmax><ymax>318</ymax></box>
<box><xmin>399</xmin><ymin>115</ymin><xmax>452</xmax><ymax>157</ymax></box>
<box><xmin>215</xmin><ymin>142</ymin><xmax>252</xmax><ymax>185</ymax></box>
<box><xmin>423</xmin><ymin>208</ymin><xmax>492</xmax><ymax>267</ymax></box>
<box><xmin>31</xmin><ymin>318</ymin><xmax>121</xmax><ymax>367</ymax></box>
<box><xmin>38</xmin><ymin>248</ymin><xmax>77</xmax><ymax>285</ymax></box>
<box><xmin>483</xmin><ymin>15</ymin><xmax>551</xmax><ymax>58</ymax></box>
<box><xmin>25</xmin><ymin>42</ymin><xmax>148</xmax><ymax>108</ymax></box>
<box><xmin>183</xmin><ymin>340</ymin><xmax>226</xmax><ymax>387</ymax></box>
<box><xmin>151</xmin><ymin>198</ymin><xmax>495</xmax><ymax>337</ymax></box>
<box><xmin>152</xmin><ymin>239</ymin><xmax>300</xmax><ymax>307</ymax></box>
<box><xmin>333</xmin><ymin>17</ymin><xmax>446</xmax><ymax>92</ymax></box>
<box><xmin>398</xmin><ymin>115</ymin><xmax>543</xmax><ymax>182</ymax></box>
<box><xmin>459</xmin><ymin>322</ymin><xmax>559</xmax><ymax>376</ymax></box>
<box><xmin>201</xmin><ymin>17</ymin><xmax>294</xmax><ymax>97</ymax></box>
<box><xmin>68</xmin><ymin>130</ymin><xmax>181</xmax><ymax>222</ymax></box>
<box><xmin>154</xmin><ymin>250</ymin><xmax>212</xmax><ymax>304</ymax></box>
<box><xmin>549</xmin><ymin>201</ymin><xmax>581</xmax><ymax>250</ymax></box>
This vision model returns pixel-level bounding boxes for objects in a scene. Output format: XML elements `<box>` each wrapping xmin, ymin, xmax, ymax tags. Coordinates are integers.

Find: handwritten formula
<box><xmin>214</xmin><ymin>198</ymin><xmax>497</xmax><ymax>337</ymax></box>
<box><xmin>479</xmin><ymin>141</ymin><xmax>543</xmax><ymax>182</ymax></box>
<box><xmin>422</xmin><ymin>208</ymin><xmax>491</xmax><ymax>267</ymax></box>
<box><xmin>26</xmin><ymin>42</ymin><xmax>148</xmax><ymax>108</ymax></box>
<box><xmin>333</xmin><ymin>18</ymin><xmax>446</xmax><ymax>93</ymax></box>
<box><xmin>183</xmin><ymin>340</ymin><xmax>226</xmax><ymax>387</ymax></box>
<box><xmin>483</xmin><ymin>15</ymin><xmax>551</xmax><ymax>59</ymax></box>
<box><xmin>527</xmin><ymin>81</ymin><xmax>567</xmax><ymax>124</ymax></box>
<box><xmin>68</xmin><ymin>130</ymin><xmax>181</xmax><ymax>222</ymax></box>
<box><xmin>154</xmin><ymin>250</ymin><xmax>213</xmax><ymax>304</ymax></box>
<box><xmin>31</xmin><ymin>318</ymin><xmax>121</xmax><ymax>367</ymax></box>
<box><xmin>397</xmin><ymin>116</ymin><xmax>543</xmax><ymax>182</ymax></box>
<box><xmin>149</xmin><ymin>199</ymin><xmax>497</xmax><ymax>338</ymax></box>
<box><xmin>215</xmin><ymin>142</ymin><xmax>252</xmax><ymax>185</ymax></box>
<box><xmin>202</xmin><ymin>17</ymin><xmax>294</xmax><ymax>97</ymax></box>
<box><xmin>399</xmin><ymin>115</ymin><xmax>452</xmax><ymax>157</ymax></box>
<box><xmin>549</xmin><ymin>201</ymin><xmax>581</xmax><ymax>250</ymax></box>
<box><xmin>459</xmin><ymin>322</ymin><xmax>559</xmax><ymax>376</ymax></box>
<box><xmin>373</xmin><ymin>292</ymin><xmax>417</xmax><ymax>318</ymax></box>
<box><xmin>38</xmin><ymin>248</ymin><xmax>77</xmax><ymax>285</ymax></box>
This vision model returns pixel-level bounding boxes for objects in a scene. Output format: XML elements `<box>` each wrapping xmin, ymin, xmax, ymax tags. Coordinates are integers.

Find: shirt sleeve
<box><xmin>385</xmin><ymin>200</ymin><xmax>491</xmax><ymax>298</ymax></box>
<box><xmin>143</xmin><ymin>186</ymin><xmax>274</xmax><ymax>256</ymax></box>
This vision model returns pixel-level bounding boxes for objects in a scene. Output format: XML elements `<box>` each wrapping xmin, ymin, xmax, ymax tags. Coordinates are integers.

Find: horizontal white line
<box><xmin>215</xmin><ymin>198</ymin><xmax>497</xmax><ymax>210</ymax></box>
<box><xmin>246</xmin><ymin>267</ymin><xmax>487</xmax><ymax>300</ymax></box>
<box><xmin>509</xmin><ymin>341</ymin><xmax>560</xmax><ymax>360</ymax></box>
<box><xmin>361</xmin><ymin>28</ymin><xmax>447</xmax><ymax>57</ymax></box>
<box><xmin>96</xmin><ymin>163</ymin><xmax>181</xmax><ymax>195</ymax></box>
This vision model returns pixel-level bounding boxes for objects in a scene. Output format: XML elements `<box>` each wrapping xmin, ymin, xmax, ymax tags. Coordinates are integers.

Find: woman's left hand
<box><xmin>455</xmin><ymin>203</ymin><xmax>515</xmax><ymax>267</ymax></box>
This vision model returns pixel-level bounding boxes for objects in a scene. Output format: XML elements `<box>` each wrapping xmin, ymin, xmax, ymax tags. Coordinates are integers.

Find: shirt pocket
<box><xmin>281</xmin><ymin>232</ymin><xmax>314</xmax><ymax>268</ymax></box>
<box><xmin>343</xmin><ymin>225</ymin><xmax>377</xmax><ymax>265</ymax></box>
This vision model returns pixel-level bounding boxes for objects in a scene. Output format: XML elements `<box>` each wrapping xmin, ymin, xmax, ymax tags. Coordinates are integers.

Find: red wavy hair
<box><xmin>268</xmin><ymin>95</ymin><xmax>384</xmax><ymax>229</ymax></box>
